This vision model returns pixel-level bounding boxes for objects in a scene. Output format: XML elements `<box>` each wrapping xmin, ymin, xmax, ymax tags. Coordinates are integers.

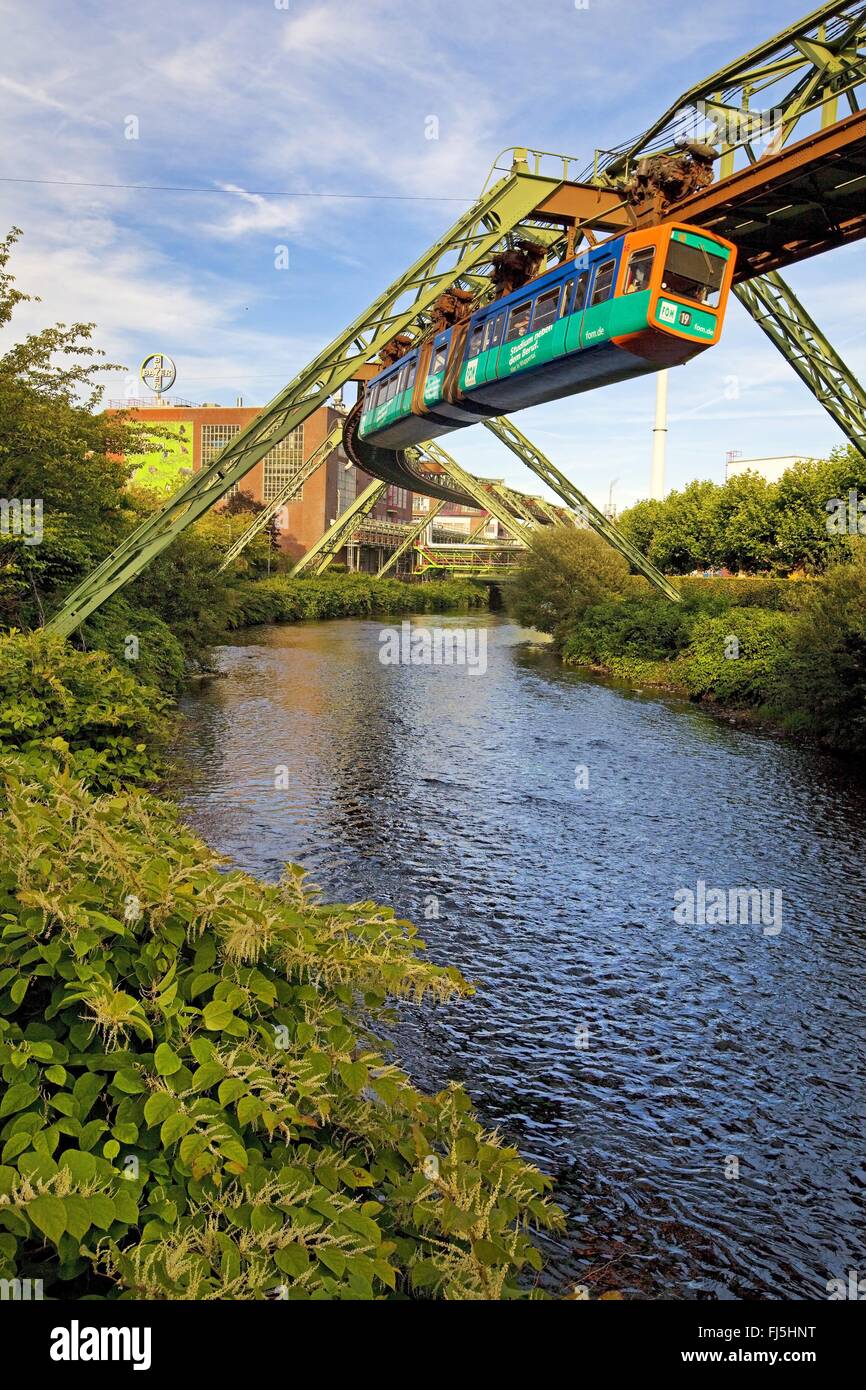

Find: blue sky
<box><xmin>1</xmin><ymin>0</ymin><xmax>863</xmax><ymax>511</ymax></box>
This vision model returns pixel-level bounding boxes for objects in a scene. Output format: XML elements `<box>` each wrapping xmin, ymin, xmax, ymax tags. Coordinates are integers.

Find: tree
<box><xmin>510</xmin><ymin>526</ymin><xmax>633</xmax><ymax>637</ymax></box>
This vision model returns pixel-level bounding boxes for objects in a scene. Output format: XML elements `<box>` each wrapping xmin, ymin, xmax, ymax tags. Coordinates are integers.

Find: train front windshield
<box><xmin>661</xmin><ymin>239</ymin><xmax>727</xmax><ymax>307</ymax></box>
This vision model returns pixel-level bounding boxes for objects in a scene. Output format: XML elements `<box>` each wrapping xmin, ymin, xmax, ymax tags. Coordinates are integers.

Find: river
<box><xmin>172</xmin><ymin>609</ymin><xmax>866</xmax><ymax>1300</ymax></box>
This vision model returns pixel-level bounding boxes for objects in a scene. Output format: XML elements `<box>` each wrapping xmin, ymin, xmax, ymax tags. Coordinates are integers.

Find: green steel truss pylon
<box><xmin>582</xmin><ymin>2</ymin><xmax>866</xmax><ymax>457</ymax></box>
<box><xmin>482</xmin><ymin>417</ymin><xmax>681</xmax><ymax>601</ymax></box>
<box><xmin>218</xmin><ymin>421</ymin><xmax>344</xmax><ymax>572</ymax></box>
<box><xmin>290</xmin><ymin>479</ymin><xmax>386</xmax><ymax>577</ymax></box>
<box><xmin>733</xmin><ymin>273</ymin><xmax>866</xmax><ymax>454</ymax></box>
<box><xmin>491</xmin><ymin>483</ymin><xmax>544</xmax><ymax>529</ymax></box>
<box><xmin>376</xmin><ymin>501</ymin><xmax>445</xmax><ymax>578</ymax></box>
<box><xmin>415</xmin><ymin>442</ymin><xmax>536</xmax><ymax>549</ymax></box>
<box><xmin>586</xmin><ymin>2</ymin><xmax>866</xmax><ymax>184</ymax></box>
<box><xmin>46</xmin><ymin>165</ymin><xmax>570</xmax><ymax>638</ymax></box>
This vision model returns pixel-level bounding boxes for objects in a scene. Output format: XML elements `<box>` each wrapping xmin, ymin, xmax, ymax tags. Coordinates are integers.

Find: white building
<box><xmin>725</xmin><ymin>455</ymin><xmax>815</xmax><ymax>484</ymax></box>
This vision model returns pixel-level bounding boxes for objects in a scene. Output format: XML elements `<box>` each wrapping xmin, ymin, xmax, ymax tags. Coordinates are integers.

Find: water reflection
<box><xmin>173</xmin><ymin>612</ymin><xmax>866</xmax><ymax>1299</ymax></box>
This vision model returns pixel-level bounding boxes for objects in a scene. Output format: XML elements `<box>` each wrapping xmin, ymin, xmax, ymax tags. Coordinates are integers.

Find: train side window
<box><xmin>559</xmin><ymin>280</ymin><xmax>575</xmax><ymax>317</ymax></box>
<box><xmin>573</xmin><ymin>271</ymin><xmax>590</xmax><ymax>313</ymax></box>
<box><xmin>483</xmin><ymin>315</ymin><xmax>504</xmax><ymax>351</ymax></box>
<box><xmin>532</xmin><ymin>287</ymin><xmax>560</xmax><ymax>332</ymax></box>
<box><xmin>404</xmin><ymin>359</ymin><xmax>417</xmax><ymax>390</ymax></box>
<box><xmin>384</xmin><ymin>374</ymin><xmax>397</xmax><ymax>403</ymax></box>
<box><xmin>467</xmin><ymin>324</ymin><xmax>484</xmax><ymax>358</ymax></box>
<box><xmin>430</xmin><ymin>344</ymin><xmax>447</xmax><ymax>374</ymax></box>
<box><xmin>505</xmin><ymin>300</ymin><xmax>532</xmax><ymax>342</ymax></box>
<box><xmin>624</xmin><ymin>246</ymin><xmax>655</xmax><ymax>294</ymax></box>
<box><xmin>590</xmin><ymin>260</ymin><xmax>616</xmax><ymax>306</ymax></box>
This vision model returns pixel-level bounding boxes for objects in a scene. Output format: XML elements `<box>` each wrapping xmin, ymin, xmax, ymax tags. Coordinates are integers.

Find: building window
<box><xmin>262</xmin><ymin>425</ymin><xmax>305</xmax><ymax>503</ymax></box>
<box><xmin>200</xmin><ymin>423</ymin><xmax>242</xmax><ymax>494</ymax></box>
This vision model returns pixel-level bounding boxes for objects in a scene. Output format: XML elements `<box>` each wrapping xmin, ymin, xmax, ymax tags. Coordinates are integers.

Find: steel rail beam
<box><xmin>217</xmin><ymin>421</ymin><xmax>344</xmax><ymax>572</ymax></box>
<box><xmin>377</xmin><ymin>501</ymin><xmax>445</xmax><ymax>578</ymax></box>
<box><xmin>481</xmin><ymin>417</ymin><xmax>681</xmax><ymax>601</ymax></box>
<box><xmin>586</xmin><ymin>3</ymin><xmax>866</xmax><ymax>184</ymax></box>
<box><xmin>415</xmin><ymin>442</ymin><xmax>538</xmax><ymax>549</ymax></box>
<box><xmin>733</xmin><ymin>272</ymin><xmax>866</xmax><ymax>453</ymax></box>
<box><xmin>46</xmin><ymin>165</ymin><xmax>572</xmax><ymax>636</ymax></box>
<box><xmin>290</xmin><ymin>479</ymin><xmax>387</xmax><ymax>577</ymax></box>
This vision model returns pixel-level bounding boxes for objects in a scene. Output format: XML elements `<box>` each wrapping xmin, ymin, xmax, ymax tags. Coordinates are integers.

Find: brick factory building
<box><xmin>104</xmin><ymin>398</ymin><xmax>415</xmax><ymax>570</ymax></box>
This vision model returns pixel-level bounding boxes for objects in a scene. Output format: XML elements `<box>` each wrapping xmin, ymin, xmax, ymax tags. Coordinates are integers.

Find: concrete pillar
<box><xmin>650</xmin><ymin>369</ymin><xmax>668</xmax><ymax>501</ymax></box>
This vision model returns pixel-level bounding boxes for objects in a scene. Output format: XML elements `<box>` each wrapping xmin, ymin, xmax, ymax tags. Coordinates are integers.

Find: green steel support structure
<box><xmin>416</xmin><ymin>442</ymin><xmax>537</xmax><ymax>550</ymax></box>
<box><xmin>376</xmin><ymin>502</ymin><xmax>445</xmax><ymax>578</ymax></box>
<box><xmin>733</xmin><ymin>273</ymin><xmax>866</xmax><ymax>454</ymax></box>
<box><xmin>482</xmin><ymin>417</ymin><xmax>681</xmax><ymax>600</ymax></box>
<box><xmin>47</xmin><ymin>163</ymin><xmax>572</xmax><ymax>636</ymax></box>
<box><xmin>217</xmin><ymin>421</ymin><xmax>344</xmax><ymax>572</ymax></box>
<box><xmin>290</xmin><ymin>479</ymin><xmax>386</xmax><ymax>577</ymax></box>
<box><xmin>583</xmin><ymin>1</ymin><xmax>866</xmax><ymax>457</ymax></box>
<box><xmin>491</xmin><ymin>483</ymin><xmax>544</xmax><ymax>530</ymax></box>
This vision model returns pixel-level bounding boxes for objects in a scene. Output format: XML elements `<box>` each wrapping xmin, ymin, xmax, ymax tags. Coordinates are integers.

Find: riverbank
<box><xmin>0</xmin><ymin>621</ymin><xmax>562</xmax><ymax>1301</ymax></box>
<box><xmin>509</xmin><ymin>528</ymin><xmax>866</xmax><ymax>754</ymax></box>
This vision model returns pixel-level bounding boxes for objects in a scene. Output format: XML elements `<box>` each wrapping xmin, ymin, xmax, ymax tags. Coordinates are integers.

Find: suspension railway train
<box><xmin>356</xmin><ymin>223</ymin><xmax>737</xmax><ymax>453</ymax></box>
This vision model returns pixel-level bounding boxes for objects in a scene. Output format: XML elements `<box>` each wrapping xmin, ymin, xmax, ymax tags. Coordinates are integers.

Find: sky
<box><xmin>0</xmin><ymin>0</ymin><xmax>863</xmax><ymax>512</ymax></box>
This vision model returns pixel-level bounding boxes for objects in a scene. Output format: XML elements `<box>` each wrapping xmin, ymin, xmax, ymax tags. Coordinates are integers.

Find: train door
<box><xmin>563</xmin><ymin>268</ymin><xmax>590</xmax><ymax>354</ymax></box>
<box><xmin>579</xmin><ymin>253</ymin><xmax>619</xmax><ymax>349</ymax></box>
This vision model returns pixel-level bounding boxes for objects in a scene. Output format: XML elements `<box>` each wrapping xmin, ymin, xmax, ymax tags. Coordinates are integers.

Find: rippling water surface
<box><xmin>173</xmin><ymin>611</ymin><xmax>866</xmax><ymax>1299</ymax></box>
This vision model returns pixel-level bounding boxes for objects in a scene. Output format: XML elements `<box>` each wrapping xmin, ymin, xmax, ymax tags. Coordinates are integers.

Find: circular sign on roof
<box><xmin>140</xmin><ymin>353</ymin><xmax>177</xmax><ymax>394</ymax></box>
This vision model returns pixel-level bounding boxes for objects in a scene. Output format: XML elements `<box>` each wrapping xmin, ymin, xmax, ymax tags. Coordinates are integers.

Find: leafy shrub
<box><xmin>509</xmin><ymin>529</ymin><xmax>633</xmax><ymax>638</ymax></box>
<box><xmin>772</xmin><ymin>543</ymin><xmax>866</xmax><ymax>748</ymax></box>
<box><xmin>564</xmin><ymin>597</ymin><xmax>696</xmax><ymax>665</ymax></box>
<box><xmin>680</xmin><ymin>608</ymin><xmax>794</xmax><ymax>706</ymax></box>
<box><xmin>0</xmin><ymin>630</ymin><xmax>166</xmax><ymax>789</ymax></box>
<box><xmin>226</xmin><ymin>575</ymin><xmax>486</xmax><ymax>630</ymax></box>
<box><xmin>0</xmin><ymin>764</ymin><xmax>562</xmax><ymax>1300</ymax></box>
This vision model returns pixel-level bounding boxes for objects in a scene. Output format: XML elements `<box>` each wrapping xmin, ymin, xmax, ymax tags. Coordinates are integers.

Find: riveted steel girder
<box><xmin>416</xmin><ymin>442</ymin><xmax>537</xmax><ymax>549</ymax></box>
<box><xmin>376</xmin><ymin>502</ymin><xmax>445</xmax><ymax>578</ymax></box>
<box><xmin>587</xmin><ymin>2</ymin><xmax>866</xmax><ymax>185</ymax></box>
<box><xmin>218</xmin><ymin>421</ymin><xmax>344</xmax><ymax>572</ymax></box>
<box><xmin>290</xmin><ymin>479</ymin><xmax>386</xmax><ymax>577</ymax></box>
<box><xmin>482</xmin><ymin>417</ymin><xmax>681</xmax><ymax>601</ymax></box>
<box><xmin>46</xmin><ymin>166</ymin><xmax>570</xmax><ymax>636</ymax></box>
<box><xmin>734</xmin><ymin>272</ymin><xmax>866</xmax><ymax>453</ymax></box>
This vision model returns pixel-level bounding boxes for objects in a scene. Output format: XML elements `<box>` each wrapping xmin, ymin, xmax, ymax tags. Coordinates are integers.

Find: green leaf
<box><xmin>113</xmin><ymin>1069</ymin><xmax>146</xmax><ymax>1095</ymax></box>
<box><xmin>27</xmin><ymin>1194</ymin><xmax>67</xmax><ymax>1246</ymax></box>
<box><xmin>274</xmin><ymin>1244</ymin><xmax>310</xmax><ymax>1277</ymax></box>
<box><xmin>189</xmin><ymin>1062</ymin><xmax>225</xmax><ymax>1092</ymax></box>
<box><xmin>59</xmin><ymin>1149</ymin><xmax>97</xmax><ymax>1183</ymax></box>
<box><xmin>472</xmin><ymin>1239</ymin><xmax>509</xmax><ymax>1266</ymax></box>
<box><xmin>160</xmin><ymin>1113</ymin><xmax>194</xmax><ymax>1147</ymax></box>
<box><xmin>337</xmin><ymin>1061</ymin><xmax>368</xmax><ymax>1096</ymax></box>
<box><xmin>154</xmin><ymin>1043</ymin><xmax>182</xmax><ymax>1077</ymax></box>
<box><xmin>202</xmin><ymin>1000</ymin><xmax>235</xmax><ymax>1031</ymax></box>
<box><xmin>0</xmin><ymin>1082</ymin><xmax>38</xmax><ymax>1118</ymax></box>
<box><xmin>62</xmin><ymin>1195</ymin><xmax>92</xmax><ymax>1241</ymax></box>
<box><xmin>143</xmin><ymin>1092</ymin><xmax>178</xmax><ymax>1127</ymax></box>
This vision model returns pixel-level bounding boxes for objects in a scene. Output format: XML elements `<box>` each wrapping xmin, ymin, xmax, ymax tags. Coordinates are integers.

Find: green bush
<box><xmin>772</xmin><ymin>544</ymin><xmax>866</xmax><ymax>748</ymax></box>
<box><xmin>564</xmin><ymin>597</ymin><xmax>696</xmax><ymax>665</ymax></box>
<box><xmin>0</xmin><ymin>630</ymin><xmax>167</xmax><ymax>789</ymax></box>
<box><xmin>681</xmin><ymin>608</ymin><xmax>794</xmax><ymax>707</ymax></box>
<box><xmin>0</xmin><ymin>763</ymin><xmax>562</xmax><ymax>1299</ymax></box>
<box><xmin>226</xmin><ymin>575</ymin><xmax>486</xmax><ymax>630</ymax></box>
<box><xmin>509</xmin><ymin>528</ymin><xmax>633</xmax><ymax>638</ymax></box>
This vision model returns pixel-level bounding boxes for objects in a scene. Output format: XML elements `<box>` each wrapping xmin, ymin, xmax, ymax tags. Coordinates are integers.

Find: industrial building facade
<box><xmin>106</xmin><ymin>400</ymin><xmax>418</xmax><ymax>569</ymax></box>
